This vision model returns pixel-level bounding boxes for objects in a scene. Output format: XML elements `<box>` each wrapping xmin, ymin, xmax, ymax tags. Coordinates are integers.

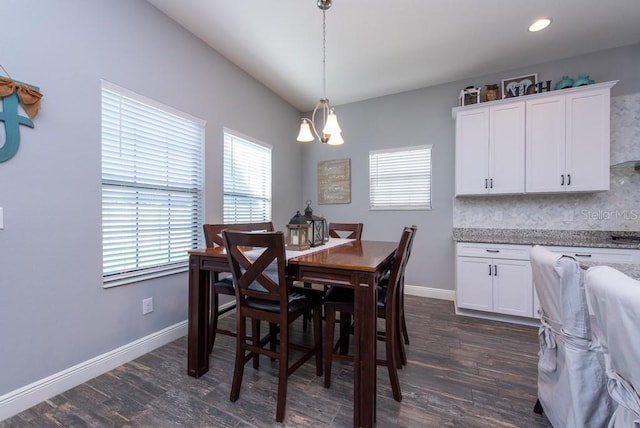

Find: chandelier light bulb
<box><xmin>327</xmin><ymin>131</ymin><xmax>344</xmax><ymax>146</ymax></box>
<box><xmin>322</xmin><ymin>109</ymin><xmax>342</xmax><ymax>135</ymax></box>
<box><xmin>296</xmin><ymin>120</ymin><xmax>315</xmax><ymax>142</ymax></box>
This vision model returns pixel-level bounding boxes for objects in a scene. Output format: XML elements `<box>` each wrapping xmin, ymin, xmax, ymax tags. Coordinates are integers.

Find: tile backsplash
<box><xmin>453</xmin><ymin>92</ymin><xmax>640</xmax><ymax>231</ymax></box>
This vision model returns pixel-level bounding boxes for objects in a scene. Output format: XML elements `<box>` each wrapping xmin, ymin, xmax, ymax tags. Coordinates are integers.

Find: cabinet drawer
<box><xmin>456</xmin><ymin>242</ymin><xmax>530</xmax><ymax>260</ymax></box>
<box><xmin>547</xmin><ymin>246</ymin><xmax>638</xmax><ymax>264</ymax></box>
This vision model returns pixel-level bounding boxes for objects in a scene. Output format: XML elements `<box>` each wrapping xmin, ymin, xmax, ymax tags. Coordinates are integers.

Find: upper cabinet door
<box><xmin>565</xmin><ymin>88</ymin><xmax>610</xmax><ymax>192</ymax></box>
<box><xmin>525</xmin><ymin>95</ymin><xmax>566</xmax><ymax>193</ymax></box>
<box><xmin>489</xmin><ymin>102</ymin><xmax>525</xmax><ymax>194</ymax></box>
<box><xmin>455</xmin><ymin>108</ymin><xmax>489</xmax><ymax>195</ymax></box>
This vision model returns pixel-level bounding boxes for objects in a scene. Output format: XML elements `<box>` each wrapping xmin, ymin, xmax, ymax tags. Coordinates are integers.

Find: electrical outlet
<box><xmin>0</xmin><ymin>207</ymin><xmax>3</xmax><ymax>229</ymax></box>
<box><xmin>142</xmin><ymin>297</ymin><xmax>153</xmax><ymax>315</ymax></box>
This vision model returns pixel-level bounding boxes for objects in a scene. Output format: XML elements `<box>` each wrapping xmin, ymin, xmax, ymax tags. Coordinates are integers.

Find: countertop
<box><xmin>452</xmin><ymin>228</ymin><xmax>640</xmax><ymax>250</ymax></box>
<box><xmin>453</xmin><ymin>228</ymin><xmax>640</xmax><ymax>280</ymax></box>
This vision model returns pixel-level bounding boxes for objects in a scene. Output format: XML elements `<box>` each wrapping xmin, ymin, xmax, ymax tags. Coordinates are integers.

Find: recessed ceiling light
<box><xmin>529</xmin><ymin>17</ymin><xmax>552</xmax><ymax>32</ymax></box>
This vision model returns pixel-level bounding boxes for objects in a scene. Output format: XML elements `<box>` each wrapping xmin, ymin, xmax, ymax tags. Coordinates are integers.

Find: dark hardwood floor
<box><xmin>2</xmin><ymin>297</ymin><xmax>552</xmax><ymax>427</ymax></box>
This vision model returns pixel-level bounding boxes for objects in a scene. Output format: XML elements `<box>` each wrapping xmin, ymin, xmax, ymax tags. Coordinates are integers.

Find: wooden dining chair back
<box><xmin>202</xmin><ymin>222</ymin><xmax>274</xmax><ymax>353</ymax></box>
<box><xmin>323</xmin><ymin>226</ymin><xmax>415</xmax><ymax>402</ymax></box>
<box><xmin>328</xmin><ymin>222</ymin><xmax>363</xmax><ymax>240</ymax></box>
<box><xmin>222</xmin><ymin>230</ymin><xmax>323</xmax><ymax>423</ymax></box>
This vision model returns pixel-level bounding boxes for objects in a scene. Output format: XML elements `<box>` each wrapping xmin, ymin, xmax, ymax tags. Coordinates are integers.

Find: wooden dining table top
<box><xmin>189</xmin><ymin>239</ymin><xmax>398</xmax><ymax>273</ymax></box>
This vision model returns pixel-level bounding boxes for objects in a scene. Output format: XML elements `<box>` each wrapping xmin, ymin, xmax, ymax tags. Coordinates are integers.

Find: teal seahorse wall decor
<box><xmin>0</xmin><ymin>76</ymin><xmax>42</xmax><ymax>162</ymax></box>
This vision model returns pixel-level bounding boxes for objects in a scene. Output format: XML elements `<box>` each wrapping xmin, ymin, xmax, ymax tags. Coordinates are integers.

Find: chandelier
<box><xmin>296</xmin><ymin>0</ymin><xmax>344</xmax><ymax>145</ymax></box>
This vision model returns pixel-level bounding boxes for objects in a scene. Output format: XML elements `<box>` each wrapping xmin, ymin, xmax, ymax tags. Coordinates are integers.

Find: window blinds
<box><xmin>223</xmin><ymin>131</ymin><xmax>272</xmax><ymax>223</ymax></box>
<box><xmin>101</xmin><ymin>82</ymin><xmax>204</xmax><ymax>283</ymax></box>
<box><xmin>369</xmin><ymin>145</ymin><xmax>432</xmax><ymax>210</ymax></box>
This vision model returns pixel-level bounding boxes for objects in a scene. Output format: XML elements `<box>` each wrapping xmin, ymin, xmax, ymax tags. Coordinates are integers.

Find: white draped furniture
<box><xmin>586</xmin><ymin>266</ymin><xmax>640</xmax><ymax>428</ymax></box>
<box><xmin>530</xmin><ymin>245</ymin><xmax>615</xmax><ymax>427</ymax></box>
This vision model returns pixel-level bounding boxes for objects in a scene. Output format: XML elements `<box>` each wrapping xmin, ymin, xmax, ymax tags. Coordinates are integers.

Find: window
<box><xmin>101</xmin><ymin>81</ymin><xmax>205</xmax><ymax>286</ymax></box>
<box><xmin>369</xmin><ymin>145</ymin><xmax>432</xmax><ymax>210</ymax></box>
<box><xmin>224</xmin><ymin>130</ymin><xmax>272</xmax><ymax>223</ymax></box>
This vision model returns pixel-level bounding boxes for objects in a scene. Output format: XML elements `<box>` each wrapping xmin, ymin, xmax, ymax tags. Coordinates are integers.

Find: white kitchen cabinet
<box><xmin>526</xmin><ymin>83</ymin><xmax>613</xmax><ymax>193</ymax></box>
<box><xmin>453</xmin><ymin>81</ymin><xmax>616</xmax><ymax>196</ymax></box>
<box><xmin>455</xmin><ymin>102</ymin><xmax>525</xmax><ymax>195</ymax></box>
<box><xmin>456</xmin><ymin>243</ymin><xmax>533</xmax><ymax>317</ymax></box>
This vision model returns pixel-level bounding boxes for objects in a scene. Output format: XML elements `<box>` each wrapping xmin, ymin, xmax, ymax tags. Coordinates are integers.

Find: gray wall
<box><xmin>0</xmin><ymin>0</ymin><xmax>302</xmax><ymax>396</ymax></box>
<box><xmin>301</xmin><ymin>43</ymin><xmax>640</xmax><ymax>292</ymax></box>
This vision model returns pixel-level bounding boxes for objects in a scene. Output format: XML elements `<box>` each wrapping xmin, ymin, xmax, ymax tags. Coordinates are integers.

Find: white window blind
<box><xmin>369</xmin><ymin>145</ymin><xmax>432</xmax><ymax>210</ymax></box>
<box><xmin>224</xmin><ymin>130</ymin><xmax>272</xmax><ymax>223</ymax></box>
<box><xmin>101</xmin><ymin>81</ymin><xmax>205</xmax><ymax>285</ymax></box>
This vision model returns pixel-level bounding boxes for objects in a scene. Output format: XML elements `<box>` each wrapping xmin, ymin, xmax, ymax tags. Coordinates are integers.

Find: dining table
<box><xmin>187</xmin><ymin>238</ymin><xmax>398</xmax><ymax>428</ymax></box>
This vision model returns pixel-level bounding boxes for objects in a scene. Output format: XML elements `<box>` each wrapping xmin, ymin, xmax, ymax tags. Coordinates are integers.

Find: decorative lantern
<box><xmin>286</xmin><ymin>211</ymin><xmax>311</xmax><ymax>250</ymax></box>
<box><xmin>459</xmin><ymin>86</ymin><xmax>481</xmax><ymax>106</ymax></box>
<box><xmin>302</xmin><ymin>200</ymin><xmax>327</xmax><ymax>247</ymax></box>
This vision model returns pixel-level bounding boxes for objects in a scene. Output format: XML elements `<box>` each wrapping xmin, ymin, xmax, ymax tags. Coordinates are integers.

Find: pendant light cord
<box><xmin>322</xmin><ymin>9</ymin><xmax>327</xmax><ymax>101</ymax></box>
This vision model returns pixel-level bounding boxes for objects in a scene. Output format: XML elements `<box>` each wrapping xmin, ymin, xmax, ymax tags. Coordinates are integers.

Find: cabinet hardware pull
<box><xmin>561</xmin><ymin>174</ymin><xmax>565</xmax><ymax>185</ymax></box>
<box><xmin>485</xmin><ymin>178</ymin><xmax>488</xmax><ymax>189</ymax></box>
<box><xmin>490</xmin><ymin>178</ymin><xmax>493</xmax><ymax>188</ymax></box>
<box><xmin>567</xmin><ymin>174</ymin><xmax>571</xmax><ymax>186</ymax></box>
<box><xmin>493</xmin><ymin>265</ymin><xmax>497</xmax><ymax>276</ymax></box>
<box><xmin>488</xmin><ymin>265</ymin><xmax>492</xmax><ymax>275</ymax></box>
<box><xmin>574</xmin><ymin>253</ymin><xmax>592</xmax><ymax>258</ymax></box>
<box><xmin>486</xmin><ymin>249</ymin><xmax>500</xmax><ymax>253</ymax></box>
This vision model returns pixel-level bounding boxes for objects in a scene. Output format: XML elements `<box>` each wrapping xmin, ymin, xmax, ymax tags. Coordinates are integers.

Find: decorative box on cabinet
<box><xmin>525</xmin><ymin>81</ymin><xmax>616</xmax><ymax>193</ymax></box>
<box><xmin>455</xmin><ymin>243</ymin><xmax>533</xmax><ymax>318</ymax></box>
<box><xmin>454</xmin><ymin>102</ymin><xmax>525</xmax><ymax>195</ymax></box>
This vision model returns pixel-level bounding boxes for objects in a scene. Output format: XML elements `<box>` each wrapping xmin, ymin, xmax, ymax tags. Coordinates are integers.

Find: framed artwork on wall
<box><xmin>318</xmin><ymin>158</ymin><xmax>351</xmax><ymax>204</ymax></box>
<box><xmin>501</xmin><ymin>73</ymin><xmax>538</xmax><ymax>98</ymax></box>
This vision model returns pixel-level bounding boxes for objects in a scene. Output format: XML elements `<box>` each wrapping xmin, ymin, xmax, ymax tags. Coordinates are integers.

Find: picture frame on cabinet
<box><xmin>501</xmin><ymin>73</ymin><xmax>538</xmax><ymax>98</ymax></box>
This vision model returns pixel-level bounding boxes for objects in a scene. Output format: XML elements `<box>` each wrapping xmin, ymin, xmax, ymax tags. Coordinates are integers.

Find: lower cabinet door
<box><xmin>456</xmin><ymin>257</ymin><xmax>493</xmax><ymax>312</ymax></box>
<box><xmin>492</xmin><ymin>259</ymin><xmax>533</xmax><ymax>317</ymax></box>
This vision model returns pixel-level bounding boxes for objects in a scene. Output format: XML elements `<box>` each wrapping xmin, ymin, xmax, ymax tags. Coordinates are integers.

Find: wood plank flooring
<box><xmin>1</xmin><ymin>297</ymin><xmax>552</xmax><ymax>427</ymax></box>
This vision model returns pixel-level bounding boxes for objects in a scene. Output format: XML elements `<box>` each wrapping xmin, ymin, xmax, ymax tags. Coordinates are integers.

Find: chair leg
<box><xmin>401</xmin><ymin>309</ymin><xmax>410</xmax><ymax>345</ymax></box>
<box><xmin>276</xmin><ymin>322</ymin><xmax>288</xmax><ymax>422</ymax></box>
<box><xmin>252</xmin><ymin>319</ymin><xmax>260</xmax><ymax>369</ymax></box>
<box><xmin>230</xmin><ymin>316</ymin><xmax>246</xmax><ymax>402</ymax></box>
<box><xmin>324</xmin><ymin>305</ymin><xmax>336</xmax><ymax>388</ymax></box>
<box><xmin>338</xmin><ymin>312</ymin><xmax>351</xmax><ymax>355</ymax></box>
<box><xmin>385</xmin><ymin>314</ymin><xmax>402</xmax><ymax>402</ymax></box>
<box><xmin>533</xmin><ymin>398</ymin><xmax>544</xmax><ymax>415</ymax></box>
<box><xmin>209</xmin><ymin>289</ymin><xmax>220</xmax><ymax>354</ymax></box>
<box><xmin>313</xmin><ymin>306</ymin><xmax>323</xmax><ymax>376</ymax></box>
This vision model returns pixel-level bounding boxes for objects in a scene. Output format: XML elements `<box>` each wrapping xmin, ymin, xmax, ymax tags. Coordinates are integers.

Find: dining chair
<box><xmin>322</xmin><ymin>226</ymin><xmax>415</xmax><ymax>402</ymax></box>
<box><xmin>380</xmin><ymin>224</ymin><xmax>416</xmax><ymax>364</ymax></box>
<box><xmin>328</xmin><ymin>222</ymin><xmax>363</xmax><ymax>240</ymax></box>
<box><xmin>529</xmin><ymin>245</ymin><xmax>614</xmax><ymax>427</ymax></box>
<box><xmin>585</xmin><ymin>266</ymin><xmax>640</xmax><ymax>428</ymax></box>
<box><xmin>222</xmin><ymin>230</ymin><xmax>324</xmax><ymax>423</ymax></box>
<box><xmin>202</xmin><ymin>222</ymin><xmax>274</xmax><ymax>354</ymax></box>
<box><xmin>302</xmin><ymin>222</ymin><xmax>364</xmax><ymax>333</ymax></box>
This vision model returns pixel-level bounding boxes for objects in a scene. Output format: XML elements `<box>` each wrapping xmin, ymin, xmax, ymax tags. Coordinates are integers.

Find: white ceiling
<box><xmin>146</xmin><ymin>0</ymin><xmax>640</xmax><ymax>112</ymax></box>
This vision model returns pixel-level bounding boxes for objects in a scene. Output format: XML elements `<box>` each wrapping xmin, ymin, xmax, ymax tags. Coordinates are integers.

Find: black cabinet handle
<box><xmin>486</xmin><ymin>249</ymin><xmax>500</xmax><ymax>253</ymax></box>
<box><xmin>488</xmin><ymin>264</ymin><xmax>492</xmax><ymax>276</ymax></box>
<box><xmin>561</xmin><ymin>174</ymin><xmax>565</xmax><ymax>185</ymax></box>
<box><xmin>485</xmin><ymin>178</ymin><xmax>488</xmax><ymax>189</ymax></box>
<box><xmin>493</xmin><ymin>265</ymin><xmax>497</xmax><ymax>276</ymax></box>
<box><xmin>490</xmin><ymin>178</ymin><xmax>493</xmax><ymax>188</ymax></box>
<box><xmin>574</xmin><ymin>253</ymin><xmax>592</xmax><ymax>258</ymax></box>
<box><xmin>567</xmin><ymin>174</ymin><xmax>571</xmax><ymax>186</ymax></box>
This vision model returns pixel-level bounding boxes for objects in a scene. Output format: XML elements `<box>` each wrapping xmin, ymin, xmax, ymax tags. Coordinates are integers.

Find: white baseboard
<box><xmin>0</xmin><ymin>320</ymin><xmax>187</xmax><ymax>422</ymax></box>
<box><xmin>405</xmin><ymin>284</ymin><xmax>455</xmax><ymax>301</ymax></box>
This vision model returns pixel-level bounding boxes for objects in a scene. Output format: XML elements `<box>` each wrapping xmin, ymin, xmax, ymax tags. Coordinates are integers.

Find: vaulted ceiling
<box><xmin>147</xmin><ymin>0</ymin><xmax>640</xmax><ymax>111</ymax></box>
